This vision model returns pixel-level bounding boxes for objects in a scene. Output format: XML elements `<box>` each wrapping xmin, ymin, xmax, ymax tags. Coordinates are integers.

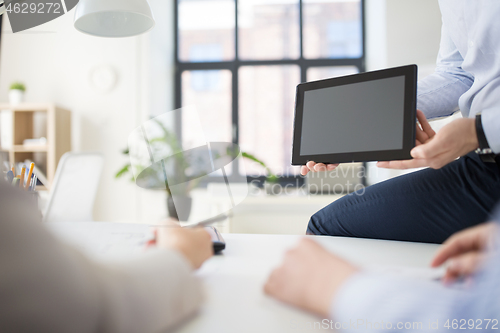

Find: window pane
<box><xmin>307</xmin><ymin>66</ymin><xmax>359</xmax><ymax>81</ymax></box>
<box><xmin>239</xmin><ymin>65</ymin><xmax>300</xmax><ymax>176</ymax></box>
<box><xmin>238</xmin><ymin>0</ymin><xmax>300</xmax><ymax>60</ymax></box>
<box><xmin>181</xmin><ymin>70</ymin><xmax>232</xmax><ymax>148</ymax></box>
<box><xmin>178</xmin><ymin>0</ymin><xmax>235</xmax><ymax>62</ymax></box>
<box><xmin>303</xmin><ymin>0</ymin><xmax>362</xmax><ymax>59</ymax></box>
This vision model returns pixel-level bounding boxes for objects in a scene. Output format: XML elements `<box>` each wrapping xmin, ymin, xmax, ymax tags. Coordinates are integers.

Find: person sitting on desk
<box><xmin>265</xmin><ymin>207</ymin><xmax>500</xmax><ymax>331</ymax></box>
<box><xmin>0</xmin><ymin>180</ymin><xmax>213</xmax><ymax>333</ymax></box>
<box><xmin>304</xmin><ymin>0</ymin><xmax>500</xmax><ymax>244</ymax></box>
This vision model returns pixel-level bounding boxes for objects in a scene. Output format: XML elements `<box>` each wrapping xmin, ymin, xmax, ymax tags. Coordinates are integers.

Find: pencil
<box><xmin>19</xmin><ymin>165</ymin><xmax>26</xmax><ymax>188</ymax></box>
<box><xmin>25</xmin><ymin>162</ymin><xmax>35</xmax><ymax>190</ymax></box>
<box><xmin>11</xmin><ymin>165</ymin><xmax>15</xmax><ymax>176</ymax></box>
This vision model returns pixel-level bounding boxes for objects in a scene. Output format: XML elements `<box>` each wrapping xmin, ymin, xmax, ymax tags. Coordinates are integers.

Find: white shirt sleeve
<box><xmin>417</xmin><ymin>20</ymin><xmax>474</xmax><ymax>119</ymax></box>
<box><xmin>0</xmin><ymin>183</ymin><xmax>203</xmax><ymax>333</ymax></box>
<box><xmin>331</xmin><ymin>230</ymin><xmax>500</xmax><ymax>332</ymax></box>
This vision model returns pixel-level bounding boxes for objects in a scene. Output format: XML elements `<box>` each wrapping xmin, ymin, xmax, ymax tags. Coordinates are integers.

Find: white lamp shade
<box><xmin>74</xmin><ymin>0</ymin><xmax>155</xmax><ymax>38</ymax></box>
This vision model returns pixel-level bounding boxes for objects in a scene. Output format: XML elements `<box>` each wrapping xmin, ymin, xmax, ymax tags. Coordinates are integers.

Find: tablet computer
<box><xmin>292</xmin><ymin>65</ymin><xmax>417</xmax><ymax>165</ymax></box>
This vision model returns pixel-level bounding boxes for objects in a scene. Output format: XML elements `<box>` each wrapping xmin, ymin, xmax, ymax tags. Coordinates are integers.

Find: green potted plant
<box><xmin>9</xmin><ymin>82</ymin><xmax>26</xmax><ymax>105</ymax></box>
<box><xmin>115</xmin><ymin>120</ymin><xmax>199</xmax><ymax>221</ymax></box>
<box><xmin>240</xmin><ymin>152</ymin><xmax>280</xmax><ymax>194</ymax></box>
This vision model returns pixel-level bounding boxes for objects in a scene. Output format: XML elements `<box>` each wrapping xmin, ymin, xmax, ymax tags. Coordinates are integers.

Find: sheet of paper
<box><xmin>366</xmin><ymin>265</ymin><xmax>445</xmax><ymax>281</ymax></box>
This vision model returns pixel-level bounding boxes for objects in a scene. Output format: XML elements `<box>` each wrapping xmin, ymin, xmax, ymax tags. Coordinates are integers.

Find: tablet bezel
<box><xmin>291</xmin><ymin>65</ymin><xmax>417</xmax><ymax>166</ymax></box>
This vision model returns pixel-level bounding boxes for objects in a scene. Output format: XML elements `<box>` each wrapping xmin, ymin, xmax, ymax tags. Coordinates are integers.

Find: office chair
<box><xmin>43</xmin><ymin>152</ymin><xmax>104</xmax><ymax>223</ymax></box>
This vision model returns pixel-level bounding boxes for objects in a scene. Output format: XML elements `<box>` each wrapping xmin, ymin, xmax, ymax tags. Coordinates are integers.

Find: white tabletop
<box><xmin>174</xmin><ymin>234</ymin><xmax>442</xmax><ymax>333</ymax></box>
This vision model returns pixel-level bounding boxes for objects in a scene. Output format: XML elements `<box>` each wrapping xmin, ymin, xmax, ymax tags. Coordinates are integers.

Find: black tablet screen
<box><xmin>300</xmin><ymin>76</ymin><xmax>405</xmax><ymax>155</ymax></box>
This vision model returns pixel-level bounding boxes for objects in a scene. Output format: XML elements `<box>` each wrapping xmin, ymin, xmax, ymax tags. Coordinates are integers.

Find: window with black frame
<box><xmin>174</xmin><ymin>0</ymin><xmax>365</xmax><ymax>182</ymax></box>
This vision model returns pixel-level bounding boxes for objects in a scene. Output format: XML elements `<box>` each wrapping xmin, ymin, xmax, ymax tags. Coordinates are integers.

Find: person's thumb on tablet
<box><xmin>301</xmin><ymin>162</ymin><xmax>338</xmax><ymax>176</ymax></box>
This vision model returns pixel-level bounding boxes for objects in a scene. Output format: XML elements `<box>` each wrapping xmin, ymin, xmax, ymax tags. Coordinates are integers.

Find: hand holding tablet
<box><xmin>292</xmin><ymin>65</ymin><xmax>418</xmax><ymax>169</ymax></box>
<box><xmin>301</xmin><ymin>109</ymin><xmax>432</xmax><ymax>175</ymax></box>
<box><xmin>300</xmin><ymin>161</ymin><xmax>338</xmax><ymax>176</ymax></box>
<box><xmin>377</xmin><ymin>111</ymin><xmax>478</xmax><ymax>170</ymax></box>
<box><xmin>376</xmin><ymin>109</ymin><xmax>435</xmax><ymax>169</ymax></box>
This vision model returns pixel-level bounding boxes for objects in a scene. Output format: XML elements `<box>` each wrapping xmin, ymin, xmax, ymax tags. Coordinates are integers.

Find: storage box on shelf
<box><xmin>0</xmin><ymin>103</ymin><xmax>71</xmax><ymax>190</ymax></box>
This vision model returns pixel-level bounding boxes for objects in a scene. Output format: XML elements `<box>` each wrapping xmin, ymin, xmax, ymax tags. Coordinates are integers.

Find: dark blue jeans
<box><xmin>307</xmin><ymin>152</ymin><xmax>500</xmax><ymax>243</ymax></box>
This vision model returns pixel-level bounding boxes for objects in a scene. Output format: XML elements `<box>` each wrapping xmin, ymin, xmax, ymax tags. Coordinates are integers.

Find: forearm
<box><xmin>417</xmin><ymin>71</ymin><xmax>473</xmax><ymax>119</ymax></box>
<box><xmin>332</xmin><ymin>273</ymin><xmax>467</xmax><ymax>331</ymax></box>
<box><xmin>331</xmin><ymin>257</ymin><xmax>500</xmax><ymax>333</ymax></box>
<box><xmin>93</xmin><ymin>248</ymin><xmax>203</xmax><ymax>333</ymax></box>
<box><xmin>0</xmin><ymin>184</ymin><xmax>203</xmax><ymax>333</ymax></box>
<box><xmin>417</xmin><ymin>20</ymin><xmax>474</xmax><ymax>119</ymax></box>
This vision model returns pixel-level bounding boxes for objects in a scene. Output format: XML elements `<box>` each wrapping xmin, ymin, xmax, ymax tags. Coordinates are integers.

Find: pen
<box><xmin>19</xmin><ymin>165</ymin><xmax>26</xmax><ymax>188</ymax></box>
<box><xmin>185</xmin><ymin>213</ymin><xmax>227</xmax><ymax>228</ymax></box>
<box><xmin>25</xmin><ymin>162</ymin><xmax>35</xmax><ymax>190</ymax></box>
<box><xmin>32</xmin><ymin>175</ymin><xmax>37</xmax><ymax>191</ymax></box>
<box><xmin>28</xmin><ymin>173</ymin><xmax>34</xmax><ymax>191</ymax></box>
<box><xmin>6</xmin><ymin>170</ymin><xmax>14</xmax><ymax>183</ymax></box>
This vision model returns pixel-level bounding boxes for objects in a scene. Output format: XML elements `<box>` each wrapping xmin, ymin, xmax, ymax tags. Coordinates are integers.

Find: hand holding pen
<box><xmin>147</xmin><ymin>224</ymin><xmax>213</xmax><ymax>269</ymax></box>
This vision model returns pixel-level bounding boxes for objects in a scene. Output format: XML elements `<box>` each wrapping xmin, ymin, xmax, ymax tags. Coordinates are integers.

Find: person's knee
<box><xmin>306</xmin><ymin>206</ymin><xmax>347</xmax><ymax>236</ymax></box>
<box><xmin>306</xmin><ymin>213</ymin><xmax>326</xmax><ymax>235</ymax></box>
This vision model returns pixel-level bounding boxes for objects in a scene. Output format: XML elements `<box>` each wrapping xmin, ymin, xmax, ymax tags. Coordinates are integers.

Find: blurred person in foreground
<box><xmin>265</xmin><ymin>207</ymin><xmax>500</xmax><ymax>331</ymax></box>
<box><xmin>0</xmin><ymin>178</ymin><xmax>213</xmax><ymax>333</ymax></box>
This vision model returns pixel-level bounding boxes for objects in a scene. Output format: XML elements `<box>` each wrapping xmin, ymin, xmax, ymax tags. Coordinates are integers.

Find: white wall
<box><xmin>387</xmin><ymin>0</ymin><xmax>442</xmax><ymax>68</ymax></box>
<box><xmin>0</xmin><ymin>6</ymin><xmax>173</xmax><ymax>223</ymax></box>
<box><xmin>366</xmin><ymin>0</ymin><xmax>442</xmax><ymax>73</ymax></box>
<box><xmin>365</xmin><ymin>0</ymin><xmax>443</xmax><ymax>185</ymax></box>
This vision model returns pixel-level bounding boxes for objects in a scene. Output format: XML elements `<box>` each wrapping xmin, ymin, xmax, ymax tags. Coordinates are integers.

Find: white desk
<box><xmin>174</xmin><ymin>234</ymin><xmax>441</xmax><ymax>333</ymax></box>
